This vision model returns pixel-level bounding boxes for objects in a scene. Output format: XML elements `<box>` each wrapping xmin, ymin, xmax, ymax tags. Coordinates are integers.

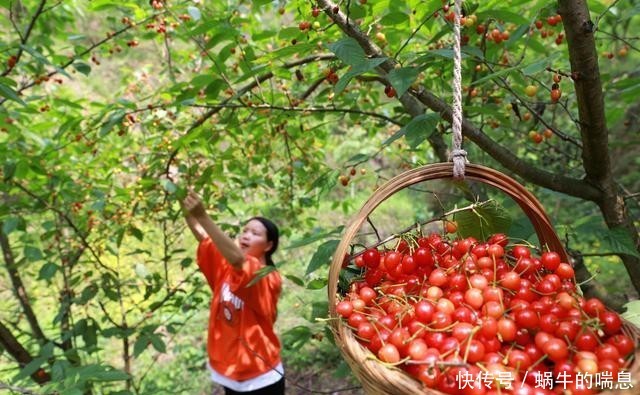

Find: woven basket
<box><xmin>327</xmin><ymin>163</ymin><xmax>639</xmax><ymax>395</ymax></box>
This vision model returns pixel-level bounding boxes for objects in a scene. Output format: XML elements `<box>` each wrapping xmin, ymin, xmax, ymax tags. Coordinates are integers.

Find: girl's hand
<box><xmin>181</xmin><ymin>190</ymin><xmax>207</xmax><ymax>219</ymax></box>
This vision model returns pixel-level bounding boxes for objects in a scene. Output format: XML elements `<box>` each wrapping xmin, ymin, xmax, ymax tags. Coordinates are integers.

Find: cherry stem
<box><xmin>347</xmin><ymin>200</ymin><xmax>495</xmax><ymax>260</ymax></box>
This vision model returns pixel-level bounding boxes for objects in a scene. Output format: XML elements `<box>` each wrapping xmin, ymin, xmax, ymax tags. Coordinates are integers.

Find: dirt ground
<box><xmin>209</xmin><ymin>369</ymin><xmax>365</xmax><ymax>395</ymax></box>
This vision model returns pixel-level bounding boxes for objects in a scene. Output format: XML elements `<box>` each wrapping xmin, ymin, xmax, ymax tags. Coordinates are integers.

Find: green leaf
<box><xmin>79</xmin><ymin>364</ymin><xmax>130</xmax><ymax>382</ymax></box>
<box><xmin>180</xmin><ymin>257</ymin><xmax>193</xmax><ymax>268</ymax></box>
<box><xmin>14</xmin><ymin>160</ymin><xmax>30</xmax><ymax>179</ymax></box>
<box><xmin>282</xmin><ymin>326</ymin><xmax>312</xmax><ymax>350</ymax></box>
<box><xmin>306</xmin><ymin>239</ymin><xmax>340</xmax><ymax>275</ymax></box>
<box><xmin>100</xmin><ymin>110</ymin><xmax>125</xmax><ymax>136</ymax></box>
<box><xmin>476</xmin><ymin>9</ymin><xmax>529</xmax><ymax>25</ymax></box>
<box><xmin>383</xmin><ymin>113</ymin><xmax>439</xmax><ymax>148</ymax></box>
<box><xmin>598</xmin><ymin>227</ymin><xmax>640</xmax><ymax>258</ymax></box>
<box><xmin>82</xmin><ymin>319</ymin><xmax>99</xmax><ymax>348</ymax></box>
<box><xmin>338</xmin><ymin>267</ymin><xmax>362</xmax><ymax>294</ymax></box>
<box><xmin>470</xmin><ymin>65</ymin><xmax>519</xmax><ymax>86</ymax></box>
<box><xmin>455</xmin><ymin>201</ymin><xmax>512</xmax><ymax>241</ymax></box>
<box><xmin>622</xmin><ymin>300</ymin><xmax>640</xmax><ymax>330</ymax></box>
<box><xmin>37</xmin><ymin>262</ymin><xmax>59</xmax><ymax>281</ymax></box>
<box><xmin>20</xmin><ymin>45</ymin><xmax>70</xmax><ymax>78</ymax></box>
<box><xmin>326</xmin><ymin>38</ymin><xmax>366</xmax><ymax>66</ymax></box>
<box><xmin>13</xmin><ymin>356</ymin><xmax>47</xmax><ymax>381</ymax></box>
<box><xmin>522</xmin><ymin>59</ymin><xmax>549</xmax><ymax>76</ymax></box>
<box><xmin>2</xmin><ymin>217</ymin><xmax>22</xmax><ymax>234</ymax></box>
<box><xmin>259</xmin><ymin>43</ymin><xmax>315</xmax><ymax>62</ymax></box>
<box><xmin>306</xmin><ymin>278</ymin><xmax>327</xmax><ymax>289</ymax></box>
<box><xmin>76</xmin><ymin>284</ymin><xmax>99</xmax><ymax>304</ymax></box>
<box><xmin>308</xmin><ymin>301</ymin><xmax>328</xmax><ymax>321</ymax></box>
<box><xmin>380</xmin><ymin>11</ymin><xmax>409</xmax><ymax>25</ymax></box>
<box><xmin>388</xmin><ymin>67</ymin><xmax>420</xmax><ymax>97</ymax></box>
<box><xmin>287</xmin><ymin>227</ymin><xmax>343</xmax><ymax>249</ymax></box>
<box><xmin>0</xmin><ymin>82</ymin><xmax>26</xmax><ymax>105</ymax></box>
<box><xmin>160</xmin><ymin>179</ymin><xmax>177</xmax><ymax>194</ymax></box>
<box><xmin>24</xmin><ymin>246</ymin><xmax>43</xmax><ymax>261</ymax></box>
<box><xmin>334</xmin><ymin>58</ymin><xmax>386</xmax><ymax>94</ymax></box>
<box><xmin>284</xmin><ymin>274</ymin><xmax>304</xmax><ymax>287</ymax></box>
<box><xmin>187</xmin><ymin>6</ymin><xmax>201</xmax><ymax>21</ymax></box>
<box><xmin>252</xmin><ymin>0</ymin><xmax>272</xmax><ymax>6</ymax></box>
<box><xmin>133</xmin><ymin>335</ymin><xmax>150</xmax><ymax>357</ymax></box>
<box><xmin>246</xmin><ymin>265</ymin><xmax>277</xmax><ymax>287</ymax></box>
<box><xmin>148</xmin><ymin>334</ymin><xmax>166</xmax><ymax>353</ymax></box>
<box><xmin>72</xmin><ymin>62</ymin><xmax>92</xmax><ymax>76</ymax></box>
<box><xmin>129</xmin><ymin>226</ymin><xmax>144</xmax><ymax>241</ymax></box>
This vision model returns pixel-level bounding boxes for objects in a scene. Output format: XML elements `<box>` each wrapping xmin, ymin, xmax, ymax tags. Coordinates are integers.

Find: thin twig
<box><xmin>163</xmin><ymin>32</ymin><xmax>175</xmax><ymax>82</ymax></box>
<box><xmin>596</xmin><ymin>30</ymin><xmax>640</xmax><ymax>52</ymax></box>
<box><xmin>11</xmin><ymin>181</ymin><xmax>116</xmax><ymax>275</ymax></box>
<box><xmin>393</xmin><ymin>9</ymin><xmax>438</xmax><ymax>60</ymax></box>
<box><xmin>0</xmin><ymin>382</ymin><xmax>39</xmax><ymax>395</ymax></box>
<box><xmin>366</xmin><ymin>217</ymin><xmax>381</xmax><ymax>242</ymax></box>
<box><xmin>593</xmin><ymin>0</ymin><xmax>622</xmax><ymax>31</ymax></box>
<box><xmin>623</xmin><ymin>192</ymin><xmax>640</xmax><ymax>200</ymax></box>
<box><xmin>1</xmin><ymin>0</ymin><xmax>47</xmax><ymax>77</ymax></box>
<box><xmin>189</xmin><ymin>103</ymin><xmax>403</xmax><ymax>126</ymax></box>
<box><xmin>349</xmin><ymin>200</ymin><xmax>494</xmax><ymax>259</ymax></box>
<box><xmin>0</xmin><ymin>10</ymin><xmax>167</xmax><ymax>105</ymax></box>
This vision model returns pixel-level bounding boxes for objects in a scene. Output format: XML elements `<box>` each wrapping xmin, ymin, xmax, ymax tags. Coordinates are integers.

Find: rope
<box><xmin>450</xmin><ymin>0</ymin><xmax>467</xmax><ymax>178</ymax></box>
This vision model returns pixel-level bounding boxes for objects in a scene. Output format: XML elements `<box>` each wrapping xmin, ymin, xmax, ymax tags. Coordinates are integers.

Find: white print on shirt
<box><xmin>218</xmin><ymin>282</ymin><xmax>244</xmax><ymax>324</ymax></box>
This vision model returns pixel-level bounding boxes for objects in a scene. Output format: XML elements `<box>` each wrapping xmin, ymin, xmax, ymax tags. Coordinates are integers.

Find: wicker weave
<box><xmin>327</xmin><ymin>163</ymin><xmax>639</xmax><ymax>394</ymax></box>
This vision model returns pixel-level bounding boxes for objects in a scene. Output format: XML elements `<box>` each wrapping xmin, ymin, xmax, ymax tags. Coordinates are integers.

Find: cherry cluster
<box><xmin>336</xmin><ymin>231</ymin><xmax>634</xmax><ymax>394</ymax></box>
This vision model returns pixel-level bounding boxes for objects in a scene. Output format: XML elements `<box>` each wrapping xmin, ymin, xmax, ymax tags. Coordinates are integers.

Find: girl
<box><xmin>182</xmin><ymin>190</ymin><xmax>284</xmax><ymax>395</ymax></box>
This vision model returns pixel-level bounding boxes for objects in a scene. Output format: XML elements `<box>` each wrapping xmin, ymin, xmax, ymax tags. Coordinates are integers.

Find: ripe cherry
<box><xmin>384</xmin><ymin>85</ymin><xmax>396</xmax><ymax>98</ymax></box>
<box><xmin>378</xmin><ymin>343</ymin><xmax>400</xmax><ymax>363</ymax></box>
<box><xmin>336</xmin><ymin>300</ymin><xmax>353</xmax><ymax>317</ymax></box>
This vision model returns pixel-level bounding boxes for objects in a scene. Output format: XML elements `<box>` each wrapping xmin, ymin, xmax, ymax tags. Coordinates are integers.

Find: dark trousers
<box><xmin>223</xmin><ymin>376</ymin><xmax>285</xmax><ymax>395</ymax></box>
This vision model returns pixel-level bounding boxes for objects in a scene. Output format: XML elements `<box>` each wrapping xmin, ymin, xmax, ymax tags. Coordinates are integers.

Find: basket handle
<box><xmin>328</xmin><ymin>163</ymin><xmax>568</xmax><ymax>310</ymax></box>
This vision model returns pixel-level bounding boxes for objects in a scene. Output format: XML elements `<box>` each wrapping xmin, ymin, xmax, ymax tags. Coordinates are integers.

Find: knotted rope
<box><xmin>450</xmin><ymin>0</ymin><xmax>468</xmax><ymax>178</ymax></box>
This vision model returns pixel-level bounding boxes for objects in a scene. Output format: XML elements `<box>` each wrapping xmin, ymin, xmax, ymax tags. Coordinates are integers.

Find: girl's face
<box><xmin>238</xmin><ymin>219</ymin><xmax>273</xmax><ymax>260</ymax></box>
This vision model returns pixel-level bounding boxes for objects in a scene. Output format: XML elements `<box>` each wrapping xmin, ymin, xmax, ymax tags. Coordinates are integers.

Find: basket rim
<box><xmin>329</xmin><ymin>162</ymin><xmax>567</xmax><ymax>311</ymax></box>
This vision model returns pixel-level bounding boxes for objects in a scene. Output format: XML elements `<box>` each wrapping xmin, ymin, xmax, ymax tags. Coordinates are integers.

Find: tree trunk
<box><xmin>0</xmin><ymin>226</ymin><xmax>47</xmax><ymax>342</ymax></box>
<box><xmin>558</xmin><ymin>0</ymin><xmax>640</xmax><ymax>295</ymax></box>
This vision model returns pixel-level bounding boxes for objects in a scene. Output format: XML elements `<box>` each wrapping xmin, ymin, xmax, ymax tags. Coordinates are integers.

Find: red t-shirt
<box><xmin>197</xmin><ymin>238</ymin><xmax>282</xmax><ymax>381</ymax></box>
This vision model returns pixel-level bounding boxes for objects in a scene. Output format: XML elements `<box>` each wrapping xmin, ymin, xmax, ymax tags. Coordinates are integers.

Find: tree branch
<box><xmin>163</xmin><ymin>53</ymin><xmax>336</xmax><ymax>176</ymax></box>
<box><xmin>0</xmin><ymin>10</ymin><xmax>166</xmax><ymax>106</ymax></box>
<box><xmin>317</xmin><ymin>0</ymin><xmax>601</xmax><ymax>202</ymax></box>
<box><xmin>0</xmin><ymin>322</ymin><xmax>50</xmax><ymax>384</ymax></box>
<box><xmin>0</xmin><ymin>226</ymin><xmax>47</xmax><ymax>344</ymax></box>
<box><xmin>190</xmin><ymin>103</ymin><xmax>403</xmax><ymax>126</ymax></box>
<box><xmin>1</xmin><ymin>0</ymin><xmax>48</xmax><ymax>77</ymax></box>
<box><xmin>10</xmin><ymin>181</ymin><xmax>116</xmax><ymax>276</ymax></box>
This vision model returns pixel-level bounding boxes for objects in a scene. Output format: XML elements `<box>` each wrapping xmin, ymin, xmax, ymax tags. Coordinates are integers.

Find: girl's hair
<box><xmin>249</xmin><ymin>217</ymin><xmax>279</xmax><ymax>266</ymax></box>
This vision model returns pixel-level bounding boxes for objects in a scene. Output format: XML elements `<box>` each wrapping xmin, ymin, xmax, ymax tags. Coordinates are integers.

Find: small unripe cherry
<box><xmin>619</xmin><ymin>46</ymin><xmax>628</xmax><ymax>57</ymax></box>
<box><xmin>445</xmin><ymin>220</ymin><xmax>457</xmax><ymax>233</ymax></box>
<box><xmin>524</xmin><ymin>85</ymin><xmax>538</xmax><ymax>97</ymax></box>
